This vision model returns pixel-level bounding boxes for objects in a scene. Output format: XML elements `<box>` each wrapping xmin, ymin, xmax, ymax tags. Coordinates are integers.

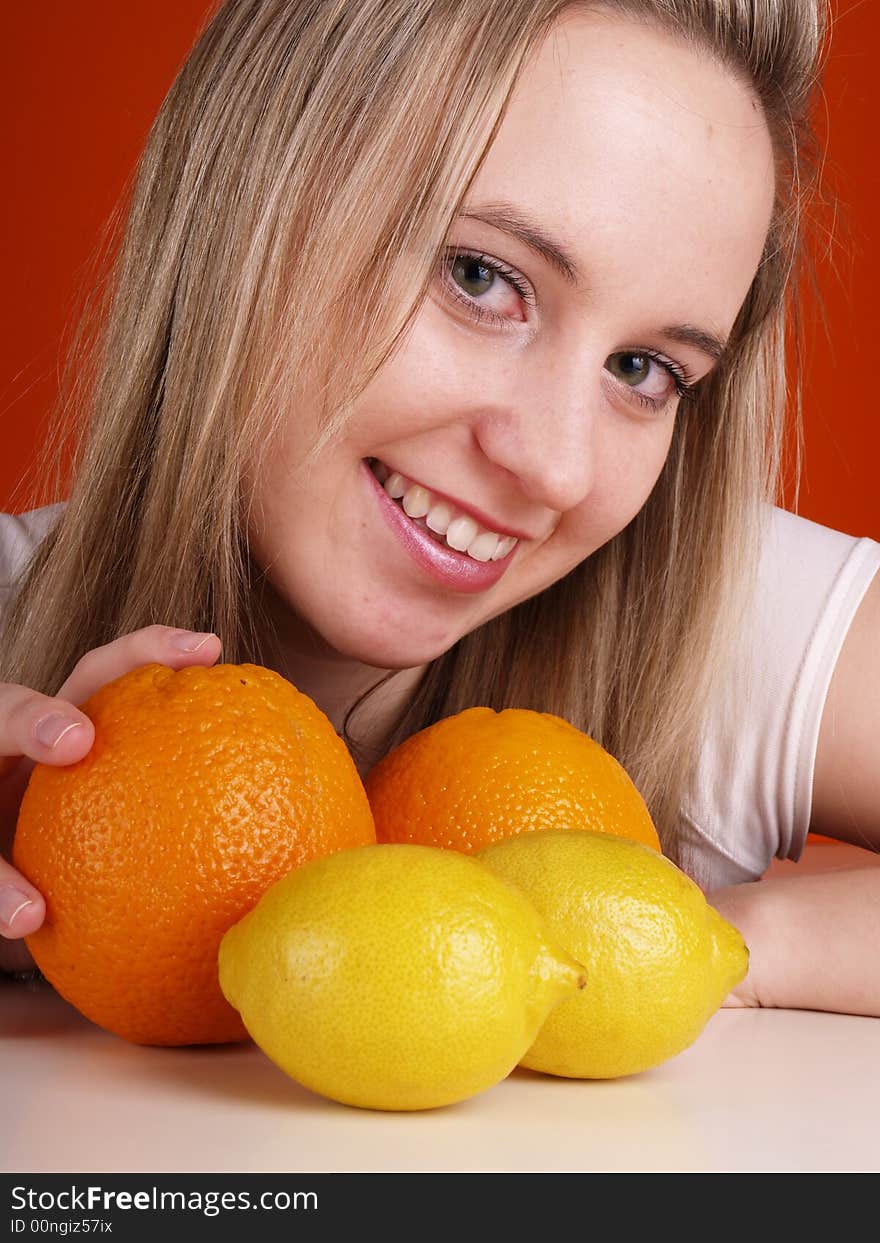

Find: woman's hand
<box><xmin>0</xmin><ymin>625</ymin><xmax>221</xmax><ymax>975</ymax></box>
<box><xmin>708</xmin><ymin>883</ymin><xmax>763</xmax><ymax>1009</ymax></box>
<box><xmin>720</xmin><ymin>976</ymin><xmax>761</xmax><ymax>1008</ymax></box>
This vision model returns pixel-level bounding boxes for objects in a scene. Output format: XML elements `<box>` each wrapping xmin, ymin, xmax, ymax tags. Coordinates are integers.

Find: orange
<box><xmin>13</xmin><ymin>662</ymin><xmax>375</xmax><ymax>1046</ymax></box>
<box><xmin>364</xmin><ymin>707</ymin><xmax>660</xmax><ymax>855</ymax></box>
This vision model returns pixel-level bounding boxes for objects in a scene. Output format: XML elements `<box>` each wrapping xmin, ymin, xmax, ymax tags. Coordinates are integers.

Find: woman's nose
<box><xmin>472</xmin><ymin>349</ymin><xmax>601</xmax><ymax>515</ymax></box>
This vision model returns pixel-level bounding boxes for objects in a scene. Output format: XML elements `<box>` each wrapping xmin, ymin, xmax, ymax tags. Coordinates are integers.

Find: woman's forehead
<box><xmin>463</xmin><ymin>9</ymin><xmax>775</xmax><ymax>336</ymax></box>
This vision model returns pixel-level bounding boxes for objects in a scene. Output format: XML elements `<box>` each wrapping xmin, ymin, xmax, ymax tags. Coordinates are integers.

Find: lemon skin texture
<box><xmin>478</xmin><ymin>830</ymin><xmax>748</xmax><ymax>1079</ymax></box>
<box><xmin>219</xmin><ymin>843</ymin><xmax>585</xmax><ymax>1111</ymax></box>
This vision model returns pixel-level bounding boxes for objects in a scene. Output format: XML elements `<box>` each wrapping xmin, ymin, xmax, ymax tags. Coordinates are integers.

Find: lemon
<box><xmin>218</xmin><ymin>843</ymin><xmax>585</xmax><ymax>1111</ymax></box>
<box><xmin>477</xmin><ymin>830</ymin><xmax>748</xmax><ymax>1079</ymax></box>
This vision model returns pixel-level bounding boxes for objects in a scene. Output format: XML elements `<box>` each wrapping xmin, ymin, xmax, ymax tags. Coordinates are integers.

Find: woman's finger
<box><xmin>0</xmin><ymin>850</ymin><xmax>45</xmax><ymax>941</ymax></box>
<box><xmin>57</xmin><ymin>625</ymin><xmax>221</xmax><ymax>706</ymax></box>
<box><xmin>0</xmin><ymin>682</ymin><xmax>95</xmax><ymax>773</ymax></box>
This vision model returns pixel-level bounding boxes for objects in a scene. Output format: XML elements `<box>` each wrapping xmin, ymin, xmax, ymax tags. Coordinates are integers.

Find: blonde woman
<box><xmin>1</xmin><ymin>1</ymin><xmax>878</xmax><ymax>1013</ymax></box>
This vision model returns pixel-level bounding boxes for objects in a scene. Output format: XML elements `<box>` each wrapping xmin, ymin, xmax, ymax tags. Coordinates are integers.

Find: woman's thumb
<box><xmin>0</xmin><ymin>856</ymin><xmax>45</xmax><ymax>939</ymax></box>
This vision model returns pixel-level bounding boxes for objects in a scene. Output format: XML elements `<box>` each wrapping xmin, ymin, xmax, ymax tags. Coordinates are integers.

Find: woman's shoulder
<box><xmin>0</xmin><ymin>501</ymin><xmax>67</xmax><ymax>591</ymax></box>
<box><xmin>751</xmin><ymin>505</ymin><xmax>880</xmax><ymax>702</ymax></box>
<box><xmin>758</xmin><ymin>502</ymin><xmax>880</xmax><ymax>582</ymax></box>
<box><xmin>678</xmin><ymin>503</ymin><xmax>880</xmax><ymax>889</ymax></box>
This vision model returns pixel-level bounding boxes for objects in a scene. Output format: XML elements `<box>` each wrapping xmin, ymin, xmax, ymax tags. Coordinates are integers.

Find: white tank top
<box><xmin>2</xmin><ymin>502</ymin><xmax>878</xmax><ymax>891</ymax></box>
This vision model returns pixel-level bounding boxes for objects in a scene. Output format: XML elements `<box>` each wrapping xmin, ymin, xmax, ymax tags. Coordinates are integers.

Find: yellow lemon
<box><xmin>218</xmin><ymin>843</ymin><xmax>585</xmax><ymax>1111</ymax></box>
<box><xmin>477</xmin><ymin>830</ymin><xmax>748</xmax><ymax>1079</ymax></box>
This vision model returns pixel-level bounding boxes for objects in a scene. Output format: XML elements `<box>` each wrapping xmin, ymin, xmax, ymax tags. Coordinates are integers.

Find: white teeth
<box><xmin>492</xmin><ymin>536</ymin><xmax>518</xmax><ymax>561</ymax></box>
<box><xmin>383</xmin><ymin>471</ymin><xmax>407</xmax><ymax>500</ymax></box>
<box><xmin>445</xmin><ymin>515</ymin><xmax>479</xmax><ymax>552</ymax></box>
<box><xmin>370</xmin><ymin>458</ymin><xmax>519</xmax><ymax>562</ymax></box>
<box><xmin>425</xmin><ymin>501</ymin><xmax>454</xmax><ymax>536</ymax></box>
<box><xmin>467</xmin><ymin>531</ymin><xmax>504</xmax><ymax>562</ymax></box>
<box><xmin>401</xmin><ymin>485</ymin><xmax>431</xmax><ymax>519</ymax></box>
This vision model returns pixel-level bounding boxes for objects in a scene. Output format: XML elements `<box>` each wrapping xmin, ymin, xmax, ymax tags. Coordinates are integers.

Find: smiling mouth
<box><xmin>365</xmin><ymin>457</ymin><xmax>521</xmax><ymax>562</ymax></box>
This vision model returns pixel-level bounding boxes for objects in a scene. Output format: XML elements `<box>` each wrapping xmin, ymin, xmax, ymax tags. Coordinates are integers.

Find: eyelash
<box><xmin>439</xmin><ymin>248</ymin><xmax>699</xmax><ymax>411</ymax></box>
<box><xmin>441</xmin><ymin>248</ymin><xmax>535</xmax><ymax>319</ymax></box>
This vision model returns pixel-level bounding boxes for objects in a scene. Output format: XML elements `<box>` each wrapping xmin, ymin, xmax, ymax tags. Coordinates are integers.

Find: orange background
<box><xmin>1</xmin><ymin>2</ymin><xmax>878</xmax><ymax>535</ymax></box>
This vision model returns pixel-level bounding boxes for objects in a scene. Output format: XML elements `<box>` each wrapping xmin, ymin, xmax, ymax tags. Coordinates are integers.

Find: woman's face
<box><xmin>249</xmin><ymin>9</ymin><xmax>775</xmax><ymax>673</ymax></box>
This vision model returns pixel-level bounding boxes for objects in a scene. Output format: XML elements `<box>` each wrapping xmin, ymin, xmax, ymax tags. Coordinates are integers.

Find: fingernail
<box><xmin>169</xmin><ymin>631</ymin><xmax>216</xmax><ymax>653</ymax></box>
<box><xmin>0</xmin><ymin>886</ymin><xmax>34</xmax><ymax>931</ymax></box>
<box><xmin>34</xmin><ymin>713</ymin><xmax>85</xmax><ymax>749</ymax></box>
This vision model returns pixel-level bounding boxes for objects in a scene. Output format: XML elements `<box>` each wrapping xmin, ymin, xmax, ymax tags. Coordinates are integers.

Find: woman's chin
<box><xmin>330</xmin><ymin>628</ymin><xmax>456</xmax><ymax>671</ymax></box>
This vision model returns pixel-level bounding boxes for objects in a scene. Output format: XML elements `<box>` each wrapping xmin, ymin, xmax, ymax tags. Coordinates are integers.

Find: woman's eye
<box><xmin>442</xmin><ymin>250</ymin><xmax>531</xmax><ymax>324</ymax></box>
<box><xmin>605</xmin><ymin>350</ymin><xmax>690</xmax><ymax>411</ymax></box>
<box><xmin>451</xmin><ymin>255</ymin><xmax>494</xmax><ymax>298</ymax></box>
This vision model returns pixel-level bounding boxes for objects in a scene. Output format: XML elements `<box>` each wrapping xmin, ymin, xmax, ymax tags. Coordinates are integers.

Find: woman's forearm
<box><xmin>708</xmin><ymin>865</ymin><xmax>880</xmax><ymax>1017</ymax></box>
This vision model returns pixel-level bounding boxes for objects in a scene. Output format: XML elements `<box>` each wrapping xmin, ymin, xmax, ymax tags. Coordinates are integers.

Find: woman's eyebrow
<box><xmin>657</xmin><ymin>324</ymin><xmax>727</xmax><ymax>362</ymax></box>
<box><xmin>458</xmin><ymin>201</ymin><xmax>729</xmax><ymax>363</ymax></box>
<box><xmin>459</xmin><ymin>202</ymin><xmax>580</xmax><ymax>285</ymax></box>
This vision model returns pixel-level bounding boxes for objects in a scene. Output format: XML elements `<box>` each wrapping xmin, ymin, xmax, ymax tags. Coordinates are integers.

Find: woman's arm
<box><xmin>709</xmin><ymin>861</ymin><xmax>880</xmax><ymax>1015</ymax></box>
<box><xmin>711</xmin><ymin>569</ymin><xmax>880</xmax><ymax>1015</ymax></box>
<box><xmin>810</xmin><ymin>568</ymin><xmax>880</xmax><ymax>850</ymax></box>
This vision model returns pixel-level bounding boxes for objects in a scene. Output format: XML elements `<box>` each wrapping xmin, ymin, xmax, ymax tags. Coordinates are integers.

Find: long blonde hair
<box><xmin>2</xmin><ymin>0</ymin><xmax>831</xmax><ymax>878</ymax></box>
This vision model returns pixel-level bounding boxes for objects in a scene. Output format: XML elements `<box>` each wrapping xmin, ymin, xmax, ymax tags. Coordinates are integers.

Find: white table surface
<box><xmin>3</xmin><ymin>844</ymin><xmax>879</xmax><ymax>1175</ymax></box>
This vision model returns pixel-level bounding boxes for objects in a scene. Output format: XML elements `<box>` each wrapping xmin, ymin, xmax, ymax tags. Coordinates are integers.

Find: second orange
<box><xmin>364</xmin><ymin>706</ymin><xmax>661</xmax><ymax>855</ymax></box>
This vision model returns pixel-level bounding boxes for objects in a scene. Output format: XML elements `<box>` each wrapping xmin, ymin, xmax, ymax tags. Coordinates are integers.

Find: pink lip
<box><xmin>362</xmin><ymin>460</ymin><xmax>518</xmax><ymax>594</ymax></box>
